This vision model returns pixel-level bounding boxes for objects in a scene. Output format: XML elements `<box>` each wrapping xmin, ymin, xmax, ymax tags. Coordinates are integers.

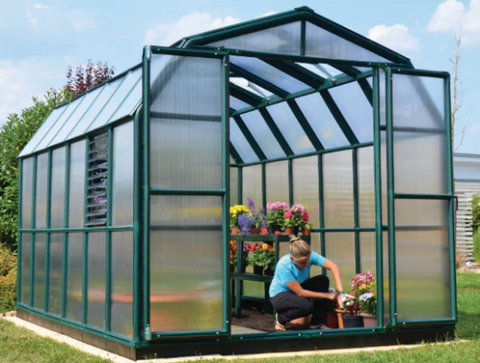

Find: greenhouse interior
<box><xmin>16</xmin><ymin>6</ymin><xmax>456</xmax><ymax>360</ymax></box>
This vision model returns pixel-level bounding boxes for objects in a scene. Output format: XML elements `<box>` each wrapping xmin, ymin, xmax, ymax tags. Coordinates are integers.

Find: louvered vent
<box><xmin>86</xmin><ymin>132</ymin><xmax>108</xmax><ymax>227</ymax></box>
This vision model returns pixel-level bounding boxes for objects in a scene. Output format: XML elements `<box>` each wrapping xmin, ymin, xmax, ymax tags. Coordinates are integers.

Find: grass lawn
<box><xmin>1</xmin><ymin>272</ymin><xmax>480</xmax><ymax>362</ymax></box>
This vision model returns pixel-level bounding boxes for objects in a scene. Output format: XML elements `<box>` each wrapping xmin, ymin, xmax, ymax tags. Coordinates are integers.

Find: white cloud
<box><xmin>65</xmin><ymin>10</ymin><xmax>95</xmax><ymax>31</ymax></box>
<box><xmin>368</xmin><ymin>24</ymin><xmax>421</xmax><ymax>57</ymax></box>
<box><xmin>427</xmin><ymin>0</ymin><xmax>480</xmax><ymax>46</ymax></box>
<box><xmin>144</xmin><ymin>12</ymin><xmax>241</xmax><ymax>46</ymax></box>
<box><xmin>25</xmin><ymin>3</ymin><xmax>50</xmax><ymax>30</ymax></box>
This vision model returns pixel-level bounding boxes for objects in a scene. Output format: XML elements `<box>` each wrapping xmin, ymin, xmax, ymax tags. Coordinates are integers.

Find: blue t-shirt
<box><xmin>269</xmin><ymin>251</ymin><xmax>326</xmax><ymax>298</ymax></box>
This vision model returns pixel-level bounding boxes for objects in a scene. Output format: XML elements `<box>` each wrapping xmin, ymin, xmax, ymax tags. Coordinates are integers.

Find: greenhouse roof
<box><xmin>20</xmin><ymin>6</ymin><xmax>414</xmax><ymax>159</ymax></box>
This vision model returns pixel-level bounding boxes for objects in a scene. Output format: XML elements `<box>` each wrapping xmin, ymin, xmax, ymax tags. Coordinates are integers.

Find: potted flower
<box><xmin>335</xmin><ymin>293</ymin><xmax>363</xmax><ymax>328</ymax></box>
<box><xmin>283</xmin><ymin>204</ymin><xmax>309</xmax><ymax>236</ymax></box>
<box><xmin>350</xmin><ymin>271</ymin><xmax>377</xmax><ymax>327</ymax></box>
<box><xmin>247</xmin><ymin>242</ymin><xmax>276</xmax><ymax>275</ymax></box>
<box><xmin>229</xmin><ymin>204</ymin><xmax>251</xmax><ymax>234</ymax></box>
<box><xmin>246</xmin><ymin>197</ymin><xmax>267</xmax><ymax>234</ymax></box>
<box><xmin>229</xmin><ymin>240</ymin><xmax>250</xmax><ymax>272</ymax></box>
<box><xmin>266</xmin><ymin>201</ymin><xmax>289</xmax><ymax>233</ymax></box>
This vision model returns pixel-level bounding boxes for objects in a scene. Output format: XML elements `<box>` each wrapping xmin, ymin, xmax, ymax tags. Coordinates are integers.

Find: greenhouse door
<box><xmin>384</xmin><ymin>68</ymin><xmax>456</xmax><ymax>326</ymax></box>
<box><xmin>144</xmin><ymin>47</ymin><xmax>230</xmax><ymax>338</ymax></box>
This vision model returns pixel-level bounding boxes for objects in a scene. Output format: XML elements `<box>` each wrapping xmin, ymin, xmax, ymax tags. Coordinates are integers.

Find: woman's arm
<box><xmin>321</xmin><ymin>259</ymin><xmax>344</xmax><ymax>292</ymax></box>
<box><xmin>285</xmin><ymin>280</ymin><xmax>337</xmax><ymax>300</ymax></box>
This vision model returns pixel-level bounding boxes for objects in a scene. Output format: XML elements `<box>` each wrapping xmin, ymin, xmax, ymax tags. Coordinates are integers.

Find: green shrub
<box><xmin>472</xmin><ymin>195</ymin><xmax>480</xmax><ymax>233</ymax></box>
<box><xmin>0</xmin><ymin>244</ymin><xmax>17</xmax><ymax>313</ymax></box>
<box><xmin>473</xmin><ymin>231</ymin><xmax>480</xmax><ymax>264</ymax></box>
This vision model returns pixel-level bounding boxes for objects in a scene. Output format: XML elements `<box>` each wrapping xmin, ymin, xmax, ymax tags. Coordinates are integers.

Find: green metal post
<box><xmin>82</xmin><ymin>139</ymin><xmax>90</xmax><ymax>325</ymax></box>
<box><xmin>17</xmin><ymin>159</ymin><xmax>23</xmax><ymax>305</ymax></box>
<box><xmin>261</xmin><ymin>164</ymin><xmax>266</xmax><ymax>210</ymax></box>
<box><xmin>353</xmin><ymin>148</ymin><xmax>360</xmax><ymax>274</ymax></box>
<box><xmin>300</xmin><ymin>20</ymin><xmax>306</xmax><ymax>56</ymax></box>
<box><xmin>372</xmin><ymin>67</ymin><xmax>384</xmax><ymax>327</ymax></box>
<box><xmin>288</xmin><ymin>159</ymin><xmax>293</xmax><ymax>206</ymax></box>
<box><xmin>318</xmin><ymin>155</ymin><xmax>326</xmax><ymax>266</ymax></box>
<box><xmin>62</xmin><ymin>145</ymin><xmax>71</xmax><ymax>318</ymax></box>
<box><xmin>385</xmin><ymin>67</ymin><xmax>397</xmax><ymax>326</ymax></box>
<box><xmin>44</xmin><ymin>149</ymin><xmax>52</xmax><ymax>312</ymax></box>
<box><xmin>30</xmin><ymin>156</ymin><xmax>38</xmax><ymax>306</ymax></box>
<box><xmin>106</xmin><ymin>126</ymin><xmax>113</xmax><ymax>332</ymax></box>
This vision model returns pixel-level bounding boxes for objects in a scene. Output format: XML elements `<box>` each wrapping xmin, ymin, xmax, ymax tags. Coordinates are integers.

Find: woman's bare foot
<box><xmin>275</xmin><ymin>314</ymin><xmax>286</xmax><ymax>331</ymax></box>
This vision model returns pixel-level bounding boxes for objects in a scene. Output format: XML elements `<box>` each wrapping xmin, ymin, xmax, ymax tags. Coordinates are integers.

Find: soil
<box><xmin>231</xmin><ymin>307</ymin><xmax>275</xmax><ymax>332</ymax></box>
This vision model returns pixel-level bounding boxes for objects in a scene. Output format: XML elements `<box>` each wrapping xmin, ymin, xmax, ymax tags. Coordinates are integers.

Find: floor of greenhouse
<box><xmin>3</xmin><ymin>316</ymin><xmax>466</xmax><ymax>363</ymax></box>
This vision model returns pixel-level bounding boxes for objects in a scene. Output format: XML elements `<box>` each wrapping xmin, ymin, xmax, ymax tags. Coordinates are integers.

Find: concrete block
<box><xmin>5</xmin><ymin>311</ymin><xmax>16</xmax><ymax>317</ymax></box>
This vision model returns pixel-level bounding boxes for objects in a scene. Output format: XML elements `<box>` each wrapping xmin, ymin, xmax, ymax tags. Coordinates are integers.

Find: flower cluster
<box><xmin>246</xmin><ymin>197</ymin><xmax>267</xmax><ymax>230</ymax></box>
<box><xmin>283</xmin><ymin>204</ymin><xmax>310</xmax><ymax>229</ymax></box>
<box><xmin>229</xmin><ymin>240</ymin><xmax>250</xmax><ymax>267</ymax></box>
<box><xmin>229</xmin><ymin>204</ymin><xmax>251</xmax><ymax>229</ymax></box>
<box><xmin>266</xmin><ymin>201</ymin><xmax>289</xmax><ymax>230</ymax></box>
<box><xmin>247</xmin><ymin>242</ymin><xmax>276</xmax><ymax>270</ymax></box>
<box><xmin>350</xmin><ymin>271</ymin><xmax>376</xmax><ymax>316</ymax></box>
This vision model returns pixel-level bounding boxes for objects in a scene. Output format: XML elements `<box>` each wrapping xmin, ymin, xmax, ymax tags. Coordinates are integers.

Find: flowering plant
<box><xmin>283</xmin><ymin>204</ymin><xmax>310</xmax><ymax>228</ymax></box>
<box><xmin>266</xmin><ymin>201</ymin><xmax>289</xmax><ymax>229</ymax></box>
<box><xmin>246</xmin><ymin>197</ymin><xmax>267</xmax><ymax>230</ymax></box>
<box><xmin>338</xmin><ymin>293</ymin><xmax>360</xmax><ymax>315</ymax></box>
<box><xmin>247</xmin><ymin>242</ymin><xmax>276</xmax><ymax>270</ymax></box>
<box><xmin>229</xmin><ymin>204</ymin><xmax>251</xmax><ymax>230</ymax></box>
<box><xmin>350</xmin><ymin>271</ymin><xmax>376</xmax><ymax>316</ymax></box>
<box><xmin>229</xmin><ymin>240</ymin><xmax>250</xmax><ymax>267</ymax></box>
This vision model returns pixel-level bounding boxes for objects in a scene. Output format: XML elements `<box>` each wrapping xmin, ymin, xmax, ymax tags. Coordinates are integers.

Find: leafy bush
<box><xmin>472</xmin><ymin>195</ymin><xmax>480</xmax><ymax>233</ymax></box>
<box><xmin>473</xmin><ymin>231</ymin><xmax>480</xmax><ymax>264</ymax></box>
<box><xmin>0</xmin><ymin>244</ymin><xmax>17</xmax><ymax>313</ymax></box>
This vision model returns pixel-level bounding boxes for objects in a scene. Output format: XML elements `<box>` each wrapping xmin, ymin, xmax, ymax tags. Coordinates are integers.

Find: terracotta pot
<box><xmin>230</xmin><ymin>227</ymin><xmax>239</xmax><ymax>235</ymax></box>
<box><xmin>284</xmin><ymin>227</ymin><xmax>298</xmax><ymax>236</ymax></box>
<box><xmin>302</xmin><ymin>228</ymin><xmax>311</xmax><ymax>236</ymax></box>
<box><xmin>261</xmin><ymin>227</ymin><xmax>269</xmax><ymax>235</ymax></box>
<box><xmin>323</xmin><ymin>311</ymin><xmax>338</xmax><ymax>329</ymax></box>
<box><xmin>360</xmin><ymin>313</ymin><xmax>377</xmax><ymax>328</ymax></box>
<box><xmin>250</xmin><ymin>227</ymin><xmax>260</xmax><ymax>235</ymax></box>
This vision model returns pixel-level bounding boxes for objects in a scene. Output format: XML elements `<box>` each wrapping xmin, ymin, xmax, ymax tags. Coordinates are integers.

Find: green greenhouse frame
<box><xmin>16</xmin><ymin>6</ymin><xmax>456</xmax><ymax>360</ymax></box>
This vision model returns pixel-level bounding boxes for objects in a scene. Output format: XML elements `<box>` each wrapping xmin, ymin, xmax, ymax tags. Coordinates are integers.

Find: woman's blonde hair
<box><xmin>289</xmin><ymin>235</ymin><xmax>311</xmax><ymax>259</ymax></box>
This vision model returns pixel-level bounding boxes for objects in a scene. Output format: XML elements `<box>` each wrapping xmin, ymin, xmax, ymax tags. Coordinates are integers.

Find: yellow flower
<box><xmin>262</xmin><ymin>243</ymin><xmax>269</xmax><ymax>250</ymax></box>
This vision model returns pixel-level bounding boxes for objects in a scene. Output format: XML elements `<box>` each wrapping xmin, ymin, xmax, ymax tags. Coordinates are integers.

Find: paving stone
<box><xmin>5</xmin><ymin>311</ymin><xmax>16</xmax><ymax>317</ymax></box>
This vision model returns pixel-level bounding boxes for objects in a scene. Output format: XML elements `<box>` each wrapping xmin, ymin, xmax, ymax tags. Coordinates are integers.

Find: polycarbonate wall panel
<box><xmin>34</xmin><ymin>234</ymin><xmax>46</xmax><ymax>310</ymax></box>
<box><xmin>230</xmin><ymin>118</ymin><xmax>258</xmax><ymax>163</ymax></box>
<box><xmin>111</xmin><ymin>232</ymin><xmax>133</xmax><ymax>337</ymax></box>
<box><xmin>21</xmin><ymin>158</ymin><xmax>34</xmax><ymax>228</ymax></box>
<box><xmin>360</xmin><ymin>232</ymin><xmax>376</xmax><ymax>276</ymax></box>
<box><xmin>240</xmin><ymin>111</ymin><xmax>285</xmax><ymax>159</ymax></box>
<box><xmin>230</xmin><ymin>167</ymin><xmax>239</xmax><ymax>205</ymax></box>
<box><xmin>383</xmin><ymin>231</ymin><xmax>390</xmax><ymax>326</ymax></box>
<box><xmin>150</xmin><ymin>118</ymin><xmax>222</xmax><ymax>190</ymax></box>
<box><xmin>293</xmin><ymin>156</ymin><xmax>320</xmax><ymax>228</ymax></box>
<box><xmin>324</xmin><ymin>233</ymin><xmax>355</xmax><ymax>284</ymax></box>
<box><xmin>34</xmin><ymin>98</ymin><xmax>82</xmax><ymax>152</ymax></box>
<box><xmin>329</xmin><ymin>82</ymin><xmax>373</xmax><ymax>143</ymax></box>
<box><xmin>395</xmin><ymin>200</ymin><xmax>451</xmax><ymax>320</ymax></box>
<box><xmin>66</xmin><ymin>233</ymin><xmax>83</xmax><ymax>322</ymax></box>
<box><xmin>112</xmin><ymin>122</ymin><xmax>134</xmax><ymax>226</ymax></box>
<box><xmin>379</xmin><ymin>69</ymin><xmax>386</xmax><ymax>126</ymax></box>
<box><xmin>69</xmin><ymin>140</ymin><xmax>86</xmax><ymax>227</ymax></box>
<box><xmin>150</xmin><ymin>55</ymin><xmax>221</xmax><ymax>116</ymax></box>
<box><xmin>151</xmin><ymin>195</ymin><xmax>222</xmax><ymax>226</ymax></box>
<box><xmin>87</xmin><ymin>68</ymin><xmax>142</xmax><ymax>131</ymax></box>
<box><xmin>87</xmin><ymin>232</ymin><xmax>106</xmax><ymax>329</ymax></box>
<box><xmin>231</xmin><ymin>56</ymin><xmax>309</xmax><ymax>93</ymax></box>
<box><xmin>19</xmin><ymin>107</ymin><xmax>65</xmax><ymax>157</ymax></box>
<box><xmin>393</xmin><ymin>132</ymin><xmax>447</xmax><ymax>195</ymax></box>
<box><xmin>266</xmin><ymin>103</ymin><xmax>315</xmax><ymax>154</ymax></box>
<box><xmin>48</xmin><ymin>233</ymin><xmax>63</xmax><ymax>315</ymax></box>
<box><xmin>208</xmin><ymin>22</ymin><xmax>301</xmax><ymax>55</ymax></box>
<box><xmin>50</xmin><ymin>147</ymin><xmax>66</xmax><ymax>228</ymax></box>
<box><xmin>295</xmin><ymin>94</ymin><xmax>349</xmax><ymax>149</ymax></box>
<box><xmin>392</xmin><ymin>75</ymin><xmax>447</xmax><ymax>195</ymax></box>
<box><xmin>265</xmin><ymin>161</ymin><xmax>288</xmax><ymax>204</ymax></box>
<box><xmin>242</xmin><ymin>165</ymin><xmax>262</xmax><ymax>206</ymax></box>
<box><xmin>305</xmin><ymin>22</ymin><xmax>389</xmax><ymax>63</ymax></box>
<box><xmin>323</xmin><ymin>151</ymin><xmax>354</xmax><ymax>228</ymax></box>
<box><xmin>307</xmin><ymin>233</ymin><xmax>323</xmax><ymax>277</ymax></box>
<box><xmin>21</xmin><ymin>234</ymin><xmax>31</xmax><ymax>304</ymax></box>
<box><xmin>35</xmin><ymin>153</ymin><xmax>48</xmax><ymax>229</ymax></box>
<box><xmin>50</xmin><ymin>90</ymin><xmax>100</xmax><ymax>146</ymax></box>
<box><xmin>68</xmin><ymin>84</ymin><xmax>115</xmax><ymax>140</ymax></box>
<box><xmin>358</xmin><ymin>147</ymin><xmax>375</xmax><ymax>227</ymax></box>
<box><xmin>381</xmin><ymin>132</ymin><xmax>388</xmax><ymax>226</ymax></box>
<box><xmin>150</xmin><ymin>55</ymin><xmax>223</xmax><ymax>190</ymax></box>
<box><xmin>150</xmin><ymin>195</ymin><xmax>223</xmax><ymax>332</ymax></box>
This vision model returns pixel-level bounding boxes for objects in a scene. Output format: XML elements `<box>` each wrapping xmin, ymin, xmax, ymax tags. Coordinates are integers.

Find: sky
<box><xmin>1</xmin><ymin>0</ymin><xmax>479</xmax><ymax>153</ymax></box>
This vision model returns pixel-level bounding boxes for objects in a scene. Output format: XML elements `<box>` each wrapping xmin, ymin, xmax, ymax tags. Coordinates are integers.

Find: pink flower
<box><xmin>284</xmin><ymin>209</ymin><xmax>293</xmax><ymax>219</ymax></box>
<box><xmin>303</xmin><ymin>211</ymin><xmax>309</xmax><ymax>221</ymax></box>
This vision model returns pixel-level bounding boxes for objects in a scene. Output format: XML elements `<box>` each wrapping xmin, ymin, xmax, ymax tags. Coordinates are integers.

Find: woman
<box><xmin>269</xmin><ymin>235</ymin><xmax>345</xmax><ymax>330</ymax></box>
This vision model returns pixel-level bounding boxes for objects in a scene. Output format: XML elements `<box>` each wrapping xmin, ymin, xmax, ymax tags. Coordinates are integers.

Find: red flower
<box><xmin>303</xmin><ymin>211</ymin><xmax>309</xmax><ymax>222</ymax></box>
<box><xmin>250</xmin><ymin>243</ymin><xmax>259</xmax><ymax>251</ymax></box>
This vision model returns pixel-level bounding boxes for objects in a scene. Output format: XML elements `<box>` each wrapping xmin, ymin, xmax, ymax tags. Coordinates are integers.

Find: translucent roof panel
<box><xmin>305</xmin><ymin>22</ymin><xmax>391</xmax><ymax>63</ymax></box>
<box><xmin>208</xmin><ymin>21</ymin><xmax>301</xmax><ymax>55</ymax></box>
<box><xmin>295</xmin><ymin>93</ymin><xmax>350</xmax><ymax>149</ymax></box>
<box><xmin>296</xmin><ymin>63</ymin><xmax>343</xmax><ymax>79</ymax></box>
<box><xmin>20</xmin><ymin>66</ymin><xmax>142</xmax><ymax>158</ymax></box>
<box><xmin>240</xmin><ymin>110</ymin><xmax>285</xmax><ymax>159</ymax></box>
<box><xmin>265</xmin><ymin>103</ymin><xmax>315</xmax><ymax>154</ymax></box>
<box><xmin>230</xmin><ymin>96</ymin><xmax>252</xmax><ymax>111</ymax></box>
<box><xmin>230</xmin><ymin>77</ymin><xmax>273</xmax><ymax>98</ymax></box>
<box><xmin>229</xmin><ymin>118</ymin><xmax>259</xmax><ymax>163</ymax></box>
<box><xmin>329</xmin><ymin>81</ymin><xmax>373</xmax><ymax>143</ymax></box>
<box><xmin>19</xmin><ymin>107</ymin><xmax>66</xmax><ymax>157</ymax></box>
<box><xmin>231</xmin><ymin>56</ymin><xmax>310</xmax><ymax>94</ymax></box>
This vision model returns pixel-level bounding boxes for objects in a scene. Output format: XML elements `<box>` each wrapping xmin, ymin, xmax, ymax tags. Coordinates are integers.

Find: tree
<box><xmin>0</xmin><ymin>89</ymin><xmax>74</xmax><ymax>249</ymax></box>
<box><xmin>65</xmin><ymin>59</ymin><xmax>114</xmax><ymax>98</ymax></box>
<box><xmin>450</xmin><ymin>33</ymin><xmax>465</xmax><ymax>151</ymax></box>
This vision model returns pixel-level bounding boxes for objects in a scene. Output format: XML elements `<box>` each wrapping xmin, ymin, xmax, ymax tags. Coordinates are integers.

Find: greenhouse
<box><xmin>16</xmin><ymin>6</ymin><xmax>456</xmax><ymax>360</ymax></box>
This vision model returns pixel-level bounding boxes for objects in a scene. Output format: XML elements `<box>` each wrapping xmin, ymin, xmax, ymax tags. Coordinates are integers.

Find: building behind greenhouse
<box><xmin>16</xmin><ymin>7</ymin><xmax>456</xmax><ymax>360</ymax></box>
